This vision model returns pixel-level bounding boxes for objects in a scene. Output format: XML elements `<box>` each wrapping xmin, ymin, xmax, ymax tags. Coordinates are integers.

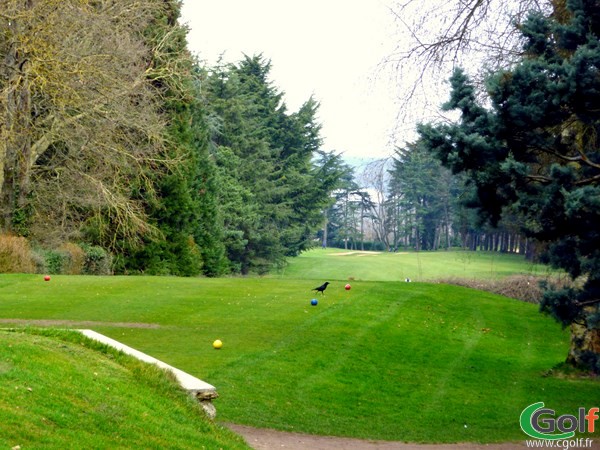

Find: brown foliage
<box><xmin>0</xmin><ymin>234</ymin><xmax>34</xmax><ymax>273</ymax></box>
<box><xmin>58</xmin><ymin>243</ymin><xmax>86</xmax><ymax>275</ymax></box>
<box><xmin>0</xmin><ymin>0</ymin><xmax>187</xmax><ymax>248</ymax></box>
<box><xmin>436</xmin><ymin>274</ymin><xmax>576</xmax><ymax>304</ymax></box>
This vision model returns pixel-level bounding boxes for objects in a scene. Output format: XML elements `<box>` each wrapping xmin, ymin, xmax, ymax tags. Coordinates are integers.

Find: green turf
<box><xmin>274</xmin><ymin>248</ymin><xmax>553</xmax><ymax>281</ymax></box>
<box><xmin>0</xmin><ymin>328</ymin><xmax>248</xmax><ymax>449</ymax></box>
<box><xmin>0</xmin><ymin>260</ymin><xmax>597</xmax><ymax>443</ymax></box>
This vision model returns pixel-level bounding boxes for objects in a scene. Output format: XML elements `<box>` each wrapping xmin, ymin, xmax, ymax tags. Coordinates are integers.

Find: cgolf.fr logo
<box><xmin>520</xmin><ymin>402</ymin><xmax>599</xmax><ymax>440</ymax></box>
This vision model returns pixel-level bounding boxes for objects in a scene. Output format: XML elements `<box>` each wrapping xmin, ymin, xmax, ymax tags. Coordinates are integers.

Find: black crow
<box><xmin>312</xmin><ymin>281</ymin><xmax>330</xmax><ymax>295</ymax></box>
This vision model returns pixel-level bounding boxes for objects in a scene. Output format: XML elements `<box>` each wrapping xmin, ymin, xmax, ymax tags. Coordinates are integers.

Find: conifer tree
<box><xmin>389</xmin><ymin>140</ymin><xmax>455</xmax><ymax>251</ymax></box>
<box><xmin>419</xmin><ymin>0</ymin><xmax>600</xmax><ymax>372</ymax></box>
<box><xmin>205</xmin><ymin>55</ymin><xmax>339</xmax><ymax>274</ymax></box>
<box><xmin>121</xmin><ymin>0</ymin><xmax>226</xmax><ymax>276</ymax></box>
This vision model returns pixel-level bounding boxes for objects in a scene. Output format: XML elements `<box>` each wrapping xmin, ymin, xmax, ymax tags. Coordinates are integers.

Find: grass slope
<box><xmin>0</xmin><ymin>257</ymin><xmax>598</xmax><ymax>443</ymax></box>
<box><xmin>0</xmin><ymin>328</ymin><xmax>248</xmax><ymax>449</ymax></box>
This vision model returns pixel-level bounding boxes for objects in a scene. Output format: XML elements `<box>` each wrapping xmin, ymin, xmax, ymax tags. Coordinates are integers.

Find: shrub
<box><xmin>30</xmin><ymin>249</ymin><xmax>48</xmax><ymax>274</ymax></box>
<box><xmin>29</xmin><ymin>243</ymin><xmax>106</xmax><ymax>275</ymax></box>
<box><xmin>81</xmin><ymin>244</ymin><xmax>113</xmax><ymax>275</ymax></box>
<box><xmin>437</xmin><ymin>274</ymin><xmax>576</xmax><ymax>304</ymax></box>
<box><xmin>0</xmin><ymin>234</ymin><xmax>35</xmax><ymax>273</ymax></box>
<box><xmin>42</xmin><ymin>249</ymin><xmax>69</xmax><ymax>274</ymax></box>
<box><xmin>59</xmin><ymin>243</ymin><xmax>86</xmax><ymax>275</ymax></box>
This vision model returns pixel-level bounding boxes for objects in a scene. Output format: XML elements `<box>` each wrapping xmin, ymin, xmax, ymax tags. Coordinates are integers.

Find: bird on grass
<box><xmin>312</xmin><ymin>281</ymin><xmax>330</xmax><ymax>295</ymax></box>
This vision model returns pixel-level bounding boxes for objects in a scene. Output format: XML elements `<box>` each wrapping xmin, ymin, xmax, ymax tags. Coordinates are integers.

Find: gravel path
<box><xmin>224</xmin><ymin>424</ymin><xmax>584</xmax><ymax>450</ymax></box>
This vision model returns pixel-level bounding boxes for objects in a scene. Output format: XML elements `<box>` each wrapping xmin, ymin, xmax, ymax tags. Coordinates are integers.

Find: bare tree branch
<box><xmin>0</xmin><ymin>0</ymin><xmax>188</xmax><ymax>246</ymax></box>
<box><xmin>381</xmin><ymin>0</ymin><xmax>552</xmax><ymax>134</ymax></box>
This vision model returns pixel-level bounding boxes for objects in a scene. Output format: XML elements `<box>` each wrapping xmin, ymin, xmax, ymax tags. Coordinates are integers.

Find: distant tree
<box><xmin>418</xmin><ymin>0</ymin><xmax>600</xmax><ymax>372</ymax></box>
<box><xmin>389</xmin><ymin>140</ymin><xmax>455</xmax><ymax>251</ymax></box>
<box><xmin>323</xmin><ymin>161</ymin><xmax>366</xmax><ymax>250</ymax></box>
<box><xmin>313</xmin><ymin>151</ymin><xmax>354</xmax><ymax>248</ymax></box>
<box><xmin>358</xmin><ymin>160</ymin><xmax>394</xmax><ymax>250</ymax></box>
<box><xmin>329</xmin><ymin>184</ymin><xmax>360</xmax><ymax>250</ymax></box>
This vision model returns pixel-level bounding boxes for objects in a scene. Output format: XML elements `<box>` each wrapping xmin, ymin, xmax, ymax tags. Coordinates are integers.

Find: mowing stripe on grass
<box><xmin>0</xmin><ymin>273</ymin><xmax>597</xmax><ymax>443</ymax></box>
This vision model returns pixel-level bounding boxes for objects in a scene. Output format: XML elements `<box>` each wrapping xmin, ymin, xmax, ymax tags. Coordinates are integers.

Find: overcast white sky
<box><xmin>179</xmin><ymin>0</ymin><xmax>403</xmax><ymax>160</ymax></box>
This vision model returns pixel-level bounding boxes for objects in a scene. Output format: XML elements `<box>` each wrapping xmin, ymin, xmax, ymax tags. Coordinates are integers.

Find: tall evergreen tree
<box><xmin>205</xmin><ymin>55</ymin><xmax>337</xmax><ymax>273</ymax></box>
<box><xmin>313</xmin><ymin>151</ymin><xmax>354</xmax><ymax>248</ymax></box>
<box><xmin>418</xmin><ymin>0</ymin><xmax>600</xmax><ymax>372</ymax></box>
<box><xmin>121</xmin><ymin>1</ymin><xmax>226</xmax><ymax>276</ymax></box>
<box><xmin>389</xmin><ymin>140</ymin><xmax>455</xmax><ymax>251</ymax></box>
<box><xmin>325</xmin><ymin>162</ymin><xmax>373</xmax><ymax>250</ymax></box>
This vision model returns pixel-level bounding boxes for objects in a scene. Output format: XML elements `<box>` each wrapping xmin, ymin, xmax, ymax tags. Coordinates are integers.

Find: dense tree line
<box><xmin>0</xmin><ymin>0</ymin><xmax>343</xmax><ymax>276</ymax></box>
<box><xmin>325</xmin><ymin>151</ymin><xmax>532</xmax><ymax>256</ymax></box>
<box><xmin>325</xmin><ymin>0</ymin><xmax>556</xmax><ymax>255</ymax></box>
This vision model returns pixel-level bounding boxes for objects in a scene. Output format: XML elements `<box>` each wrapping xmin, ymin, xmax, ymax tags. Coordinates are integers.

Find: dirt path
<box><xmin>0</xmin><ymin>318</ymin><xmax>160</xmax><ymax>328</ymax></box>
<box><xmin>224</xmin><ymin>424</ymin><xmax>567</xmax><ymax>450</ymax></box>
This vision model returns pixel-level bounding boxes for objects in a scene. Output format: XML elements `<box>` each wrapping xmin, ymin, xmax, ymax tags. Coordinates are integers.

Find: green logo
<box><xmin>520</xmin><ymin>402</ymin><xmax>599</xmax><ymax>440</ymax></box>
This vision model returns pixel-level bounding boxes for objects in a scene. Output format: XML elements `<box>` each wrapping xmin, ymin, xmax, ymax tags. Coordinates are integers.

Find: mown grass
<box><xmin>0</xmin><ymin>251</ymin><xmax>598</xmax><ymax>444</ymax></box>
<box><xmin>275</xmin><ymin>248</ymin><xmax>553</xmax><ymax>281</ymax></box>
<box><xmin>0</xmin><ymin>328</ymin><xmax>248</xmax><ymax>449</ymax></box>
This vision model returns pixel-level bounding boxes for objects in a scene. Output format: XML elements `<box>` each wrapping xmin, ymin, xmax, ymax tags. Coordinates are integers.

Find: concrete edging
<box><xmin>78</xmin><ymin>329</ymin><xmax>218</xmax><ymax>418</ymax></box>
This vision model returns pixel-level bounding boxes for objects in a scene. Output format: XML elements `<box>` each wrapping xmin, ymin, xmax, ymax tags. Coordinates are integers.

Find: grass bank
<box><xmin>0</xmin><ymin>328</ymin><xmax>248</xmax><ymax>449</ymax></box>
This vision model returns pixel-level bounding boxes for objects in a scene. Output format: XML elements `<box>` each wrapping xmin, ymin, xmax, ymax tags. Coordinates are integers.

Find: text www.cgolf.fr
<box><xmin>524</xmin><ymin>438</ymin><xmax>595</xmax><ymax>449</ymax></box>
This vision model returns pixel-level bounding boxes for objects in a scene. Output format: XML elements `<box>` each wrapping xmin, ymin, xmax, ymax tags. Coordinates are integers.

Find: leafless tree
<box><xmin>381</xmin><ymin>0</ymin><xmax>551</xmax><ymax>130</ymax></box>
<box><xmin>358</xmin><ymin>158</ymin><xmax>394</xmax><ymax>250</ymax></box>
<box><xmin>0</xmin><ymin>0</ymin><xmax>187</xmax><ymax>247</ymax></box>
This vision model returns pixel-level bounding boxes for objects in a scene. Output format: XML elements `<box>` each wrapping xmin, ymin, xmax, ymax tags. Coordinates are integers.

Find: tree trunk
<box><xmin>321</xmin><ymin>212</ymin><xmax>328</xmax><ymax>248</ymax></box>
<box><xmin>1</xmin><ymin>38</ymin><xmax>32</xmax><ymax>233</ymax></box>
<box><xmin>444</xmin><ymin>201</ymin><xmax>450</xmax><ymax>249</ymax></box>
<box><xmin>360</xmin><ymin>202</ymin><xmax>365</xmax><ymax>251</ymax></box>
<box><xmin>470</xmin><ymin>232</ymin><xmax>479</xmax><ymax>251</ymax></box>
<box><xmin>415</xmin><ymin>217</ymin><xmax>421</xmax><ymax>252</ymax></box>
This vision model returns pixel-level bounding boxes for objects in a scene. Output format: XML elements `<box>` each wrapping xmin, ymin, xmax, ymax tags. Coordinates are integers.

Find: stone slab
<box><xmin>78</xmin><ymin>329</ymin><xmax>218</xmax><ymax>416</ymax></box>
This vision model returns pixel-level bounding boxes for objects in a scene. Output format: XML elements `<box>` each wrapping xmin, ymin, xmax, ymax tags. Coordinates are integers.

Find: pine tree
<box><xmin>121</xmin><ymin>1</ymin><xmax>226</xmax><ymax>276</ymax></box>
<box><xmin>419</xmin><ymin>0</ymin><xmax>600</xmax><ymax>372</ymax></box>
<box><xmin>205</xmin><ymin>55</ymin><xmax>338</xmax><ymax>273</ymax></box>
<box><xmin>389</xmin><ymin>140</ymin><xmax>455</xmax><ymax>251</ymax></box>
